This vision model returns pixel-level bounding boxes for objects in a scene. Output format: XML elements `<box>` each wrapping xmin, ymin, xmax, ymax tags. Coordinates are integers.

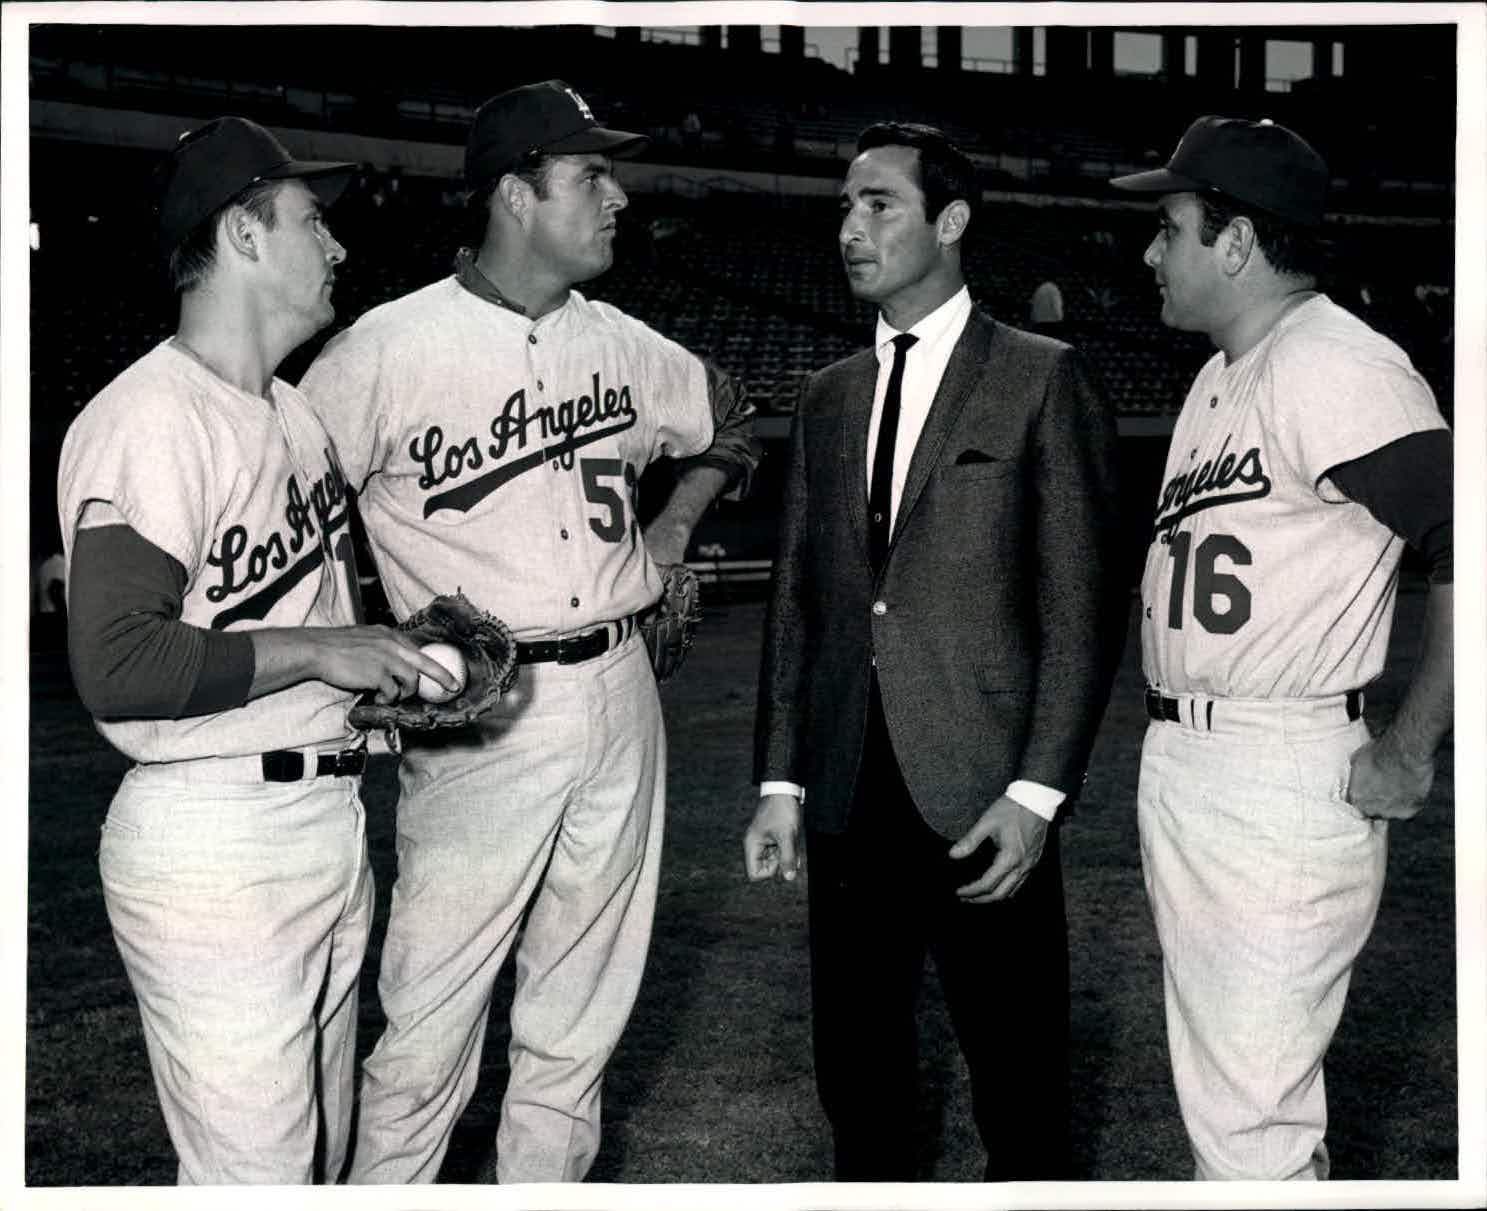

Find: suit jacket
<box><xmin>754</xmin><ymin>308</ymin><xmax>1126</xmax><ymax>839</ymax></box>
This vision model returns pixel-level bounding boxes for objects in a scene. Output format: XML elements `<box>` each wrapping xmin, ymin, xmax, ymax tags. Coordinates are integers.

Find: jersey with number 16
<box><xmin>1140</xmin><ymin>295</ymin><xmax>1446</xmax><ymax>701</ymax></box>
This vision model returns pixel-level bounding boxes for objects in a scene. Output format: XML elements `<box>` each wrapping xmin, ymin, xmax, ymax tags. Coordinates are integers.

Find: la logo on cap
<box><xmin>564</xmin><ymin>87</ymin><xmax>595</xmax><ymax>121</ymax></box>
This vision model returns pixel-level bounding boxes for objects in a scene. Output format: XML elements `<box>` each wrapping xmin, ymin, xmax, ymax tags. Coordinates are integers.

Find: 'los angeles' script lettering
<box><xmin>412</xmin><ymin>369</ymin><xmax>635</xmax><ymax>490</ymax></box>
<box><xmin>1153</xmin><ymin>433</ymin><xmax>1272</xmax><ymax>541</ymax></box>
<box><xmin>207</xmin><ymin>455</ymin><xmax>348</xmax><ymax>602</ymax></box>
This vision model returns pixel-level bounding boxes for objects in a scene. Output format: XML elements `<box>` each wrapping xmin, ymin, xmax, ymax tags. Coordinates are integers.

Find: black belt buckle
<box><xmin>1144</xmin><ymin>688</ymin><xmax>1179</xmax><ymax>723</ymax></box>
<box><xmin>317</xmin><ymin>747</ymin><xmax>368</xmax><ymax>778</ymax></box>
<box><xmin>556</xmin><ymin>628</ymin><xmax>607</xmax><ymax>664</ymax></box>
<box><xmin>517</xmin><ymin>626</ymin><xmax>609</xmax><ymax>665</ymax></box>
<box><xmin>262</xmin><ymin>746</ymin><xmax>367</xmax><ymax>782</ymax></box>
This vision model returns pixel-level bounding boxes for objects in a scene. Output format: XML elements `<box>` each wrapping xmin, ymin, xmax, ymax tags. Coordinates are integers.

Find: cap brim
<box><xmin>1109</xmin><ymin>166</ymin><xmax>1202</xmax><ymax>194</ymax></box>
<box><xmin>265</xmin><ymin>159</ymin><xmax>357</xmax><ymax>208</ymax></box>
<box><xmin>544</xmin><ymin>127</ymin><xmax>650</xmax><ymax>159</ymax></box>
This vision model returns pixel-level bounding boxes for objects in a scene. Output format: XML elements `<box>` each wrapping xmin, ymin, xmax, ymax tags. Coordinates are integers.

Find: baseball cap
<box><xmin>1110</xmin><ymin>115</ymin><xmax>1329</xmax><ymax>227</ymax></box>
<box><xmin>464</xmin><ymin>79</ymin><xmax>648</xmax><ymax>189</ymax></box>
<box><xmin>155</xmin><ymin>116</ymin><xmax>355</xmax><ymax>260</ymax></box>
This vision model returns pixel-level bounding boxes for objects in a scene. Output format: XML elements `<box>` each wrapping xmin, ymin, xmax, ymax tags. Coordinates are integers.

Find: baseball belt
<box><xmin>134</xmin><ymin>741</ymin><xmax>371</xmax><ymax>785</ymax></box>
<box><xmin>1144</xmin><ymin>687</ymin><xmax>1362</xmax><ymax>729</ymax></box>
<box><xmin>261</xmin><ymin>745</ymin><xmax>368</xmax><ymax>781</ymax></box>
<box><xmin>516</xmin><ymin>614</ymin><xmax>638</xmax><ymax>666</ymax></box>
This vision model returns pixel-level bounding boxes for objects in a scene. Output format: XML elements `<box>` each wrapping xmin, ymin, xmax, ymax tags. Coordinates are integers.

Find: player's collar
<box><xmin>454</xmin><ymin>247</ymin><xmax>531</xmax><ymax>317</ymax></box>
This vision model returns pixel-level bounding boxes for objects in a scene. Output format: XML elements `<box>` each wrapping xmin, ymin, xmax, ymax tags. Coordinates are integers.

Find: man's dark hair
<box><xmin>466</xmin><ymin>149</ymin><xmax>556</xmax><ymax>240</ymax></box>
<box><xmin>1196</xmin><ymin>190</ymin><xmax>1326</xmax><ymax>279</ymax></box>
<box><xmin>168</xmin><ymin>178</ymin><xmax>282</xmax><ymax>294</ymax></box>
<box><xmin>509</xmin><ymin>148</ymin><xmax>555</xmax><ymax>199</ymax></box>
<box><xmin>857</xmin><ymin>122</ymin><xmax>978</xmax><ymax>230</ymax></box>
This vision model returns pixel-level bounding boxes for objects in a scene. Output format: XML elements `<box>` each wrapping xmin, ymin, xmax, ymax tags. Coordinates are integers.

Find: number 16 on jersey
<box><xmin>1163</xmin><ymin>530</ymin><xmax>1252</xmax><ymax>634</ymax></box>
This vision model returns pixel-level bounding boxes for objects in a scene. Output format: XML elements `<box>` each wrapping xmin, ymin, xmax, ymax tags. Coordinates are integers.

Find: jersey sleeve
<box><xmin>1267</xmin><ymin>325</ymin><xmax>1447</xmax><ymax>496</ymax></box>
<box><xmin>626</xmin><ymin>321</ymin><xmax>716</xmax><ymax>463</ymax></box>
<box><xmin>674</xmin><ymin>359</ymin><xmax>762</xmax><ymax>498</ymax></box>
<box><xmin>67</xmin><ymin>522</ymin><xmax>255</xmax><ymax>719</ymax></box>
<box><xmin>1328</xmin><ymin>431</ymin><xmax>1453</xmax><ymax>582</ymax></box>
<box><xmin>300</xmin><ymin>323</ymin><xmax>400</xmax><ymax>491</ymax></box>
<box><xmin>57</xmin><ymin>389</ymin><xmax>217</xmax><ymax>576</ymax></box>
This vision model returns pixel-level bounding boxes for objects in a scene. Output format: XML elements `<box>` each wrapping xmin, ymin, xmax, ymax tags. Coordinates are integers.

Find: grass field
<box><xmin>24</xmin><ymin>588</ymin><xmax>1458</xmax><ymax>1188</ymax></box>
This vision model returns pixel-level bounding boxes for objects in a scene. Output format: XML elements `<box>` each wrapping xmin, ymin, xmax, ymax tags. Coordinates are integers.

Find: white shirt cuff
<box><xmin>760</xmin><ymin>781</ymin><xmax>805</xmax><ymax>803</ymax></box>
<box><xmin>1005</xmin><ymin>779</ymin><xmax>1064</xmax><ymax>822</ymax></box>
<box><xmin>761</xmin><ymin>781</ymin><xmax>1057</xmax><ymax>818</ymax></box>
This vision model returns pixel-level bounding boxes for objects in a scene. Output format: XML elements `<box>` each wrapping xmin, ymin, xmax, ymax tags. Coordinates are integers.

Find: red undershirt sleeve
<box><xmin>68</xmin><ymin>524</ymin><xmax>255</xmax><ymax>720</ymax></box>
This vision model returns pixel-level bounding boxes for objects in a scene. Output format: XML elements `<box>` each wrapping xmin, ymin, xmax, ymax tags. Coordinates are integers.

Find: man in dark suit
<box><xmin>744</xmin><ymin>122</ymin><xmax>1125</xmax><ymax>1181</ymax></box>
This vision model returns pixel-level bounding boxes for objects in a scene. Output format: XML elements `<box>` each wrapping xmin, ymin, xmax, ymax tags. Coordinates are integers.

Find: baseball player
<box><xmin>299</xmin><ymin>79</ymin><xmax>759</xmax><ymax>1184</ymax></box>
<box><xmin>56</xmin><ymin>116</ymin><xmax>457</xmax><ymax>1184</ymax></box>
<box><xmin>1112</xmin><ymin>117</ymin><xmax>1453</xmax><ymax>1180</ymax></box>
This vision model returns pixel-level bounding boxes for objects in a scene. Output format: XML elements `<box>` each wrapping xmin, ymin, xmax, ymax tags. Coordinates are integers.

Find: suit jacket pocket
<box><xmin>974</xmin><ymin>655</ymin><xmax>1025</xmax><ymax>693</ymax></box>
<box><xmin>942</xmin><ymin>459</ymin><xmax>1015</xmax><ymax>481</ymax></box>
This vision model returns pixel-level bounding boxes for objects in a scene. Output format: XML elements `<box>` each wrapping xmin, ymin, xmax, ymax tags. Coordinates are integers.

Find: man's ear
<box><xmin>220</xmin><ymin>204</ymin><xmax>260</xmax><ymax>262</ymax></box>
<box><xmin>938</xmin><ymin>199</ymin><xmax>971</xmax><ymax>248</ymax></box>
<box><xmin>1221</xmin><ymin>215</ymin><xmax>1259</xmax><ymax>277</ymax></box>
<box><xmin>497</xmin><ymin>173</ymin><xmax>532</xmax><ymax>224</ymax></box>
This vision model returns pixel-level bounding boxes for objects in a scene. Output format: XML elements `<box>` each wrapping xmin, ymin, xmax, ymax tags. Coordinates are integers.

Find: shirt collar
<box><xmin>873</xmin><ymin>285</ymin><xmax>972</xmax><ymax>358</ymax></box>
<box><xmin>453</xmin><ymin>247</ymin><xmax>531</xmax><ymax>317</ymax></box>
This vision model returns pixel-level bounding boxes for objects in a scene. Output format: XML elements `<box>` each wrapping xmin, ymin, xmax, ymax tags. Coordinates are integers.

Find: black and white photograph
<box><xmin>4</xmin><ymin>2</ymin><xmax>1483</xmax><ymax>1208</ymax></box>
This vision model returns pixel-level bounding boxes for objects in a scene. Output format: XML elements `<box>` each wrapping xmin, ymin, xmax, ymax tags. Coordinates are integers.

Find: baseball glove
<box><xmin>641</xmin><ymin>563</ymin><xmax>703</xmax><ymax>682</ymax></box>
<box><xmin>348</xmin><ymin>591</ymin><xmax>519</xmax><ymax>732</ymax></box>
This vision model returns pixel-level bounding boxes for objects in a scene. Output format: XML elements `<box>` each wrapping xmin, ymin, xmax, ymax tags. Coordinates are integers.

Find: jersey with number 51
<box><xmin>302</xmin><ymin>277</ymin><xmax>716</xmax><ymax>639</ymax></box>
<box><xmin>1140</xmin><ymin>294</ymin><xmax>1446</xmax><ymax>699</ymax></box>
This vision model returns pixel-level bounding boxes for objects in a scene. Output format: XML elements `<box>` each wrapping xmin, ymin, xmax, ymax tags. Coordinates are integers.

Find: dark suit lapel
<box><xmin>895</xmin><ymin>312</ymin><xmax>997</xmax><ymax>537</ymax></box>
<box><xmin>837</xmin><ymin>350</ymin><xmax>879</xmax><ymax>562</ymax></box>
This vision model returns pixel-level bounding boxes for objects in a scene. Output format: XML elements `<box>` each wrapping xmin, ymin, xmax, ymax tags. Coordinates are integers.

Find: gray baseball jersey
<box><xmin>57</xmin><ymin>340</ymin><xmax>361</xmax><ymax>761</ymax></box>
<box><xmin>301</xmin><ymin>278</ymin><xmax>715</xmax><ymax>636</ymax></box>
<box><xmin>1141</xmin><ymin>294</ymin><xmax>1447</xmax><ymax>698</ymax></box>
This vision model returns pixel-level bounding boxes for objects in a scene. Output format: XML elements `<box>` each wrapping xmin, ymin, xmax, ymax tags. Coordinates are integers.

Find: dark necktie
<box><xmin>868</xmin><ymin>332</ymin><xmax>918</xmax><ymax>572</ymax></box>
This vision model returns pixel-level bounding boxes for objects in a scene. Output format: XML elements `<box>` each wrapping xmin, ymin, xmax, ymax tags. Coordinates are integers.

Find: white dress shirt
<box><xmin>763</xmin><ymin>287</ymin><xmax>1064</xmax><ymax>823</ymax></box>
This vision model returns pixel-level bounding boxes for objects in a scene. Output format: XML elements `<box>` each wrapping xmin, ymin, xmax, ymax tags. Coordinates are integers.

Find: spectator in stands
<box><xmin>1028</xmin><ymin>279</ymin><xmax>1066</xmax><ymax>334</ymax></box>
<box><xmin>681</xmin><ymin>109</ymin><xmax>703</xmax><ymax>154</ymax></box>
<box><xmin>773</xmin><ymin>112</ymin><xmax>797</xmax><ymax>160</ymax></box>
<box><xmin>31</xmin><ymin>549</ymin><xmax>66</xmax><ymax>649</ymax></box>
<box><xmin>745</xmin><ymin>121</ymin><xmax>1124</xmax><ymax>1182</ymax></box>
<box><xmin>33</xmin><ymin>550</ymin><xmax>65</xmax><ymax>614</ymax></box>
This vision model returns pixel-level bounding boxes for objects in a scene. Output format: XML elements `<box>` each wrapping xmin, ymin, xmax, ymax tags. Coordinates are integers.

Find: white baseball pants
<box><xmin>1137</xmin><ymin>694</ymin><xmax>1387</xmax><ymax>1180</ymax></box>
<box><xmin>99</xmin><ymin>764</ymin><xmax>373</xmax><ymax>1183</ymax></box>
<box><xmin>349</xmin><ymin>633</ymin><xmax>665</xmax><ymax>1184</ymax></box>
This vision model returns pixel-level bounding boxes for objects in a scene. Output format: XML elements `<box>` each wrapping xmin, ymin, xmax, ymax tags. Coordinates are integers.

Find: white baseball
<box><xmin>417</xmin><ymin>642</ymin><xmax>467</xmax><ymax>703</ymax></box>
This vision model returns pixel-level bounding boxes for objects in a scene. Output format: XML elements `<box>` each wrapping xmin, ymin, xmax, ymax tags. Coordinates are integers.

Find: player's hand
<box><xmin>308</xmin><ymin>626</ymin><xmax>460</xmax><ymax>704</ymax></box>
<box><xmin>948</xmin><ymin>795</ymin><xmax>1049</xmax><ymax>903</ymax></box>
<box><xmin>1347</xmin><ymin>734</ymin><xmax>1435</xmax><ymax>820</ymax></box>
<box><xmin>744</xmin><ymin>793</ymin><xmax>803</xmax><ymax>883</ymax></box>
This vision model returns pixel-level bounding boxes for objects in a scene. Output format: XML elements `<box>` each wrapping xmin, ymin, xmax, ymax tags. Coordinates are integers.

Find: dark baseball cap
<box><xmin>464</xmin><ymin>79</ymin><xmax>648</xmax><ymax>190</ymax></box>
<box><xmin>1110</xmin><ymin>115</ymin><xmax>1329</xmax><ymax>227</ymax></box>
<box><xmin>155</xmin><ymin>116</ymin><xmax>355</xmax><ymax>260</ymax></box>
